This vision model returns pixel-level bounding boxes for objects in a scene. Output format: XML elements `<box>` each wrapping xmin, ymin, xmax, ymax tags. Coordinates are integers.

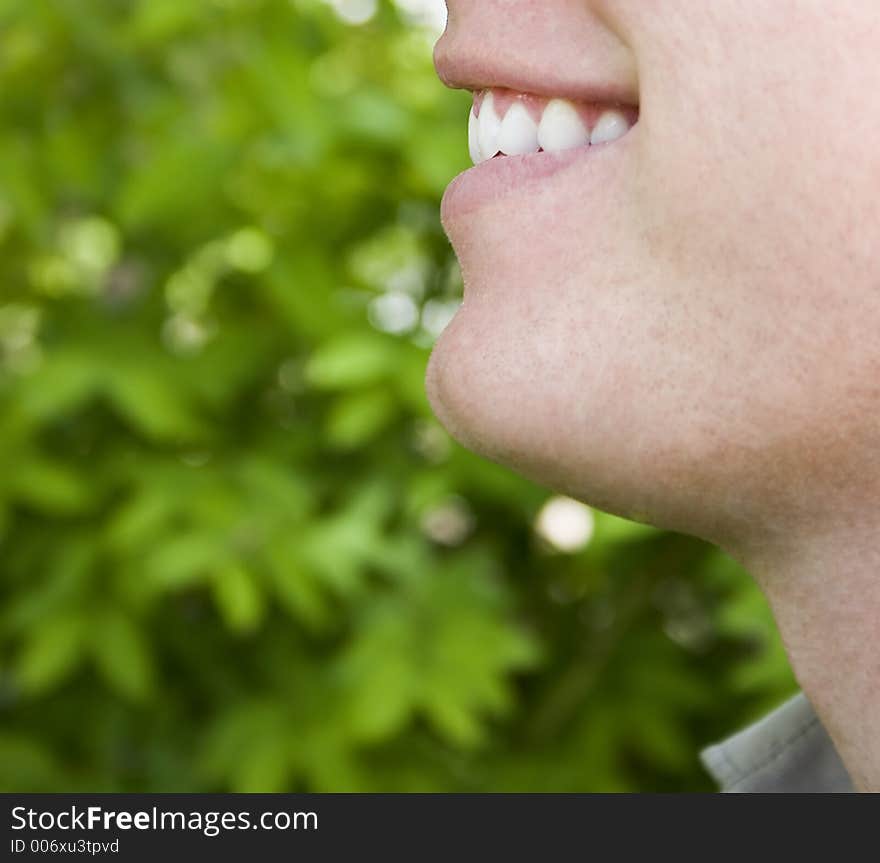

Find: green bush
<box><xmin>0</xmin><ymin>0</ymin><xmax>796</xmax><ymax>792</ymax></box>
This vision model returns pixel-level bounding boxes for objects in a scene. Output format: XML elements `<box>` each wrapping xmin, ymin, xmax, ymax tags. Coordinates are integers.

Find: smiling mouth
<box><xmin>468</xmin><ymin>88</ymin><xmax>639</xmax><ymax>166</ymax></box>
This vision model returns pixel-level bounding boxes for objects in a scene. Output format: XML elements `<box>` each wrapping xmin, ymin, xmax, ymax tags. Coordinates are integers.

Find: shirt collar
<box><xmin>700</xmin><ymin>692</ymin><xmax>854</xmax><ymax>792</ymax></box>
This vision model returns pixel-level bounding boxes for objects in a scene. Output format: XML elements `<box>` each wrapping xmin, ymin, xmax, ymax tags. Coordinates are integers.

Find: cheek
<box><xmin>636</xmin><ymin>1</ymin><xmax>880</xmax><ymax>318</ymax></box>
<box><xmin>633</xmin><ymin>0</ymin><xmax>880</xmax><ymax>424</ymax></box>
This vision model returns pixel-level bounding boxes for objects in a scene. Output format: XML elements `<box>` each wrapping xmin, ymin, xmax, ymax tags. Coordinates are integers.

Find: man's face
<box><xmin>427</xmin><ymin>0</ymin><xmax>880</xmax><ymax>560</ymax></box>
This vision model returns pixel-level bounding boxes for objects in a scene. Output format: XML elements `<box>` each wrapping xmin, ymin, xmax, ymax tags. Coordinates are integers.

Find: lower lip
<box><xmin>440</xmin><ymin>125</ymin><xmax>639</xmax><ymax>223</ymax></box>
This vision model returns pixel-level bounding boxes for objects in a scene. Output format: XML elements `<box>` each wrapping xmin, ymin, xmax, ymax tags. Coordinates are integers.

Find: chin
<box><xmin>426</xmin><ymin>300</ymin><xmax>766</xmax><ymax>554</ymax></box>
<box><xmin>427</xmin><ymin>302</ymin><xmax>646</xmax><ymax>517</ymax></box>
<box><xmin>425</xmin><ymin>305</ymin><xmax>514</xmax><ymax>465</ymax></box>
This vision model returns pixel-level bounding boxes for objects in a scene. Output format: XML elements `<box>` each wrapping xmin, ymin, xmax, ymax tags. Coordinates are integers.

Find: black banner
<box><xmin>0</xmin><ymin>793</ymin><xmax>859</xmax><ymax>860</ymax></box>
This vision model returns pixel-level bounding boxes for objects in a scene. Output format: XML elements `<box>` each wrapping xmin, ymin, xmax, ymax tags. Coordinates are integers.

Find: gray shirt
<box><xmin>700</xmin><ymin>692</ymin><xmax>855</xmax><ymax>792</ymax></box>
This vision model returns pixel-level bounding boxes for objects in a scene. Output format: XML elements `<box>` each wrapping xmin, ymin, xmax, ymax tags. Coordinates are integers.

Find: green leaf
<box><xmin>14</xmin><ymin>351</ymin><xmax>99</xmax><ymax>423</ymax></box>
<box><xmin>8</xmin><ymin>454</ymin><xmax>95</xmax><ymax>514</ymax></box>
<box><xmin>325</xmin><ymin>387</ymin><xmax>396</xmax><ymax>449</ymax></box>
<box><xmin>200</xmin><ymin>702</ymin><xmax>293</xmax><ymax>792</ymax></box>
<box><xmin>338</xmin><ymin>89</ymin><xmax>411</xmax><ymax>145</ymax></box>
<box><xmin>16</xmin><ymin>613</ymin><xmax>86</xmax><ymax>695</ymax></box>
<box><xmin>231</xmin><ymin>736</ymin><xmax>292</xmax><ymax>794</ymax></box>
<box><xmin>211</xmin><ymin>563</ymin><xmax>265</xmax><ymax>634</ymax></box>
<box><xmin>142</xmin><ymin>532</ymin><xmax>222</xmax><ymax>591</ymax></box>
<box><xmin>0</xmin><ymin>733</ymin><xmax>63</xmax><ymax>792</ymax></box>
<box><xmin>104</xmin><ymin>367</ymin><xmax>207</xmax><ymax>442</ymax></box>
<box><xmin>89</xmin><ymin>611</ymin><xmax>156</xmax><ymax>702</ymax></box>
<box><xmin>338</xmin><ymin>558</ymin><xmax>540</xmax><ymax>749</ymax></box>
<box><xmin>265</xmin><ymin>538</ymin><xmax>332</xmax><ymax>631</ymax></box>
<box><xmin>305</xmin><ymin>332</ymin><xmax>399</xmax><ymax>390</ymax></box>
<box><xmin>593</xmin><ymin>510</ymin><xmax>660</xmax><ymax>544</ymax></box>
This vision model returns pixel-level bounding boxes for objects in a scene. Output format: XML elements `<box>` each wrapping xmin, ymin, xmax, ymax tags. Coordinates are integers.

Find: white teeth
<box><xmin>497</xmin><ymin>101</ymin><xmax>539</xmax><ymax>156</ymax></box>
<box><xmin>537</xmin><ymin>99</ymin><xmax>590</xmax><ymax>153</ymax></box>
<box><xmin>476</xmin><ymin>91</ymin><xmax>501</xmax><ymax>162</ymax></box>
<box><xmin>468</xmin><ymin>106</ymin><xmax>482</xmax><ymax>164</ymax></box>
<box><xmin>468</xmin><ymin>92</ymin><xmax>636</xmax><ymax>165</ymax></box>
<box><xmin>590</xmin><ymin>109</ymin><xmax>631</xmax><ymax>146</ymax></box>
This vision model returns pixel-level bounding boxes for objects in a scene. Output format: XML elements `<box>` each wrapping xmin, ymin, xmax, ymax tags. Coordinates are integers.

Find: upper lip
<box><xmin>433</xmin><ymin>41</ymin><xmax>639</xmax><ymax>108</ymax></box>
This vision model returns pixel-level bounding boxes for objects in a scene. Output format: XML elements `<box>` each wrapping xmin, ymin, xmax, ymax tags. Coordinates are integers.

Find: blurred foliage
<box><xmin>0</xmin><ymin>0</ymin><xmax>797</xmax><ymax>792</ymax></box>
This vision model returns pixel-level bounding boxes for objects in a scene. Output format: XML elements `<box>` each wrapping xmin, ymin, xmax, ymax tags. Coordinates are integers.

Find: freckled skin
<box><xmin>429</xmin><ymin>1</ymin><xmax>880</xmax><ymax>790</ymax></box>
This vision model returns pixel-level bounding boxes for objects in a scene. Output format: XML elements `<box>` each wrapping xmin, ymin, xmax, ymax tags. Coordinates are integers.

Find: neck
<box><xmin>735</xmin><ymin>525</ymin><xmax>880</xmax><ymax>791</ymax></box>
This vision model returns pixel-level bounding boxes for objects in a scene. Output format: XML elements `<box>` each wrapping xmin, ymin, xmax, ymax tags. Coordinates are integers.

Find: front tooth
<box><xmin>498</xmin><ymin>101</ymin><xmax>539</xmax><ymax>156</ymax></box>
<box><xmin>591</xmin><ymin>110</ymin><xmax>631</xmax><ymax>145</ymax></box>
<box><xmin>537</xmin><ymin>99</ymin><xmax>590</xmax><ymax>152</ymax></box>
<box><xmin>477</xmin><ymin>91</ymin><xmax>501</xmax><ymax>161</ymax></box>
<box><xmin>468</xmin><ymin>106</ymin><xmax>482</xmax><ymax>165</ymax></box>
